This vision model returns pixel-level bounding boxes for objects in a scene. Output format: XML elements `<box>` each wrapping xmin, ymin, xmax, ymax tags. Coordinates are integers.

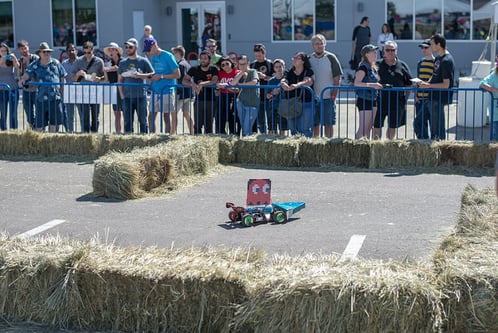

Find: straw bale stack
<box><xmin>232</xmin><ymin>255</ymin><xmax>443</xmax><ymax>333</ymax></box>
<box><xmin>436</xmin><ymin>141</ymin><xmax>498</xmax><ymax>168</ymax></box>
<box><xmin>0</xmin><ymin>130</ymin><xmax>98</xmax><ymax>157</ymax></box>
<box><xmin>218</xmin><ymin>135</ymin><xmax>237</xmax><ymax>164</ymax></box>
<box><xmin>299</xmin><ymin>138</ymin><xmax>371</xmax><ymax>167</ymax></box>
<box><xmin>92</xmin><ymin>136</ymin><xmax>220</xmax><ymax>199</ymax></box>
<box><xmin>232</xmin><ymin>135</ymin><xmax>303</xmax><ymax>167</ymax></box>
<box><xmin>369</xmin><ymin>140</ymin><xmax>439</xmax><ymax>169</ymax></box>
<box><xmin>96</xmin><ymin>134</ymin><xmax>169</xmax><ymax>155</ymax></box>
<box><xmin>433</xmin><ymin>185</ymin><xmax>498</xmax><ymax>332</ymax></box>
<box><xmin>0</xmin><ymin>236</ymin><xmax>259</xmax><ymax>332</ymax></box>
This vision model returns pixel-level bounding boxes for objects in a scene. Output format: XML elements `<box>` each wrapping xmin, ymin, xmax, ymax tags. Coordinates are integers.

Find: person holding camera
<box><xmin>17</xmin><ymin>40</ymin><xmax>38</xmax><ymax>129</ymax></box>
<box><xmin>0</xmin><ymin>43</ymin><xmax>19</xmax><ymax>130</ymax></box>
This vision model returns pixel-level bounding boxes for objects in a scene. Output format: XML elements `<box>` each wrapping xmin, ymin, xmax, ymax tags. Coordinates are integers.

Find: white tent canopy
<box><xmin>473</xmin><ymin>1</ymin><xmax>498</xmax><ymax>20</ymax></box>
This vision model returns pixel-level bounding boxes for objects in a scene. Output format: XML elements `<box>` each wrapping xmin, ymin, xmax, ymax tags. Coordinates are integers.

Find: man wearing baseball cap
<box><xmin>118</xmin><ymin>37</ymin><xmax>154</xmax><ymax>134</ymax></box>
<box><xmin>413</xmin><ymin>39</ymin><xmax>434</xmax><ymax>139</ymax></box>
<box><xmin>143</xmin><ymin>36</ymin><xmax>180</xmax><ymax>134</ymax></box>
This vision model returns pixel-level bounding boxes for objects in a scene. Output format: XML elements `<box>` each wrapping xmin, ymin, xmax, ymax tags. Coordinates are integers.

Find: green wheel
<box><xmin>242</xmin><ymin>214</ymin><xmax>254</xmax><ymax>227</ymax></box>
<box><xmin>273</xmin><ymin>211</ymin><xmax>286</xmax><ymax>223</ymax></box>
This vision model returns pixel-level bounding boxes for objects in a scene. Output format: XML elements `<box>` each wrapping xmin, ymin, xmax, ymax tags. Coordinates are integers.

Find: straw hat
<box><xmin>104</xmin><ymin>42</ymin><xmax>123</xmax><ymax>56</ymax></box>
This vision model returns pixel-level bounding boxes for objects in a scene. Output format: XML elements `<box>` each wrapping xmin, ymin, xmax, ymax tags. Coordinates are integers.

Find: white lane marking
<box><xmin>340</xmin><ymin>234</ymin><xmax>366</xmax><ymax>261</ymax></box>
<box><xmin>15</xmin><ymin>219</ymin><xmax>66</xmax><ymax>239</ymax></box>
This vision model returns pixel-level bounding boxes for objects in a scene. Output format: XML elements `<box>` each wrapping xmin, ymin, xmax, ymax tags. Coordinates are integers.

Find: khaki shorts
<box><xmin>154</xmin><ymin>92</ymin><xmax>176</xmax><ymax>114</ymax></box>
<box><xmin>176</xmin><ymin>97</ymin><xmax>192</xmax><ymax>113</ymax></box>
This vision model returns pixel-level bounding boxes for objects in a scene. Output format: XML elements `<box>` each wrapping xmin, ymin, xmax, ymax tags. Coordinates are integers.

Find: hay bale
<box><xmin>0</xmin><ymin>130</ymin><xmax>98</xmax><ymax>157</ymax></box>
<box><xmin>0</xmin><ymin>236</ymin><xmax>259</xmax><ymax>333</ymax></box>
<box><xmin>232</xmin><ymin>255</ymin><xmax>443</xmax><ymax>333</ymax></box>
<box><xmin>433</xmin><ymin>185</ymin><xmax>498</xmax><ymax>332</ymax></box>
<box><xmin>436</xmin><ymin>142</ymin><xmax>498</xmax><ymax>168</ymax></box>
<box><xmin>369</xmin><ymin>140</ymin><xmax>439</xmax><ymax>169</ymax></box>
<box><xmin>97</xmin><ymin>134</ymin><xmax>168</xmax><ymax>155</ymax></box>
<box><xmin>233</xmin><ymin>135</ymin><xmax>302</xmax><ymax>167</ymax></box>
<box><xmin>218</xmin><ymin>135</ymin><xmax>237</xmax><ymax>164</ymax></box>
<box><xmin>92</xmin><ymin>136</ymin><xmax>220</xmax><ymax>199</ymax></box>
<box><xmin>299</xmin><ymin>138</ymin><xmax>371</xmax><ymax>167</ymax></box>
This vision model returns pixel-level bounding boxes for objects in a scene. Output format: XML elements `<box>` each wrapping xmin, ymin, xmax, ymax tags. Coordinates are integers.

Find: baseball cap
<box><xmin>143</xmin><ymin>37</ymin><xmax>157</xmax><ymax>52</ymax></box>
<box><xmin>418</xmin><ymin>39</ymin><xmax>431</xmax><ymax>48</ymax></box>
<box><xmin>124</xmin><ymin>38</ymin><xmax>138</xmax><ymax>48</ymax></box>
<box><xmin>361</xmin><ymin>44</ymin><xmax>378</xmax><ymax>57</ymax></box>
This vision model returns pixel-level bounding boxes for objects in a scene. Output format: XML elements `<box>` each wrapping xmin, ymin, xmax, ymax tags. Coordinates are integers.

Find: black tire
<box><xmin>242</xmin><ymin>214</ymin><xmax>254</xmax><ymax>227</ymax></box>
<box><xmin>228</xmin><ymin>211</ymin><xmax>238</xmax><ymax>222</ymax></box>
<box><xmin>273</xmin><ymin>211</ymin><xmax>286</xmax><ymax>223</ymax></box>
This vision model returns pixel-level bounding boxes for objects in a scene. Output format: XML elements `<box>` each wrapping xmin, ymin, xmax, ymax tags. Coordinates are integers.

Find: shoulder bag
<box><xmin>279</xmin><ymin>89</ymin><xmax>303</xmax><ymax>119</ymax></box>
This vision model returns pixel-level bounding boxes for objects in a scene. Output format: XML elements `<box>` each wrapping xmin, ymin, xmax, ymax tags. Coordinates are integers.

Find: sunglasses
<box><xmin>206</xmin><ymin>45</ymin><xmax>216</xmax><ymax>48</ymax></box>
<box><xmin>221</xmin><ymin>62</ymin><xmax>231</xmax><ymax>68</ymax></box>
<box><xmin>421</xmin><ymin>46</ymin><xmax>429</xmax><ymax>49</ymax></box>
<box><xmin>125</xmin><ymin>45</ymin><xmax>134</xmax><ymax>49</ymax></box>
<box><xmin>41</xmin><ymin>51</ymin><xmax>51</xmax><ymax>54</ymax></box>
<box><xmin>238</xmin><ymin>62</ymin><xmax>248</xmax><ymax>66</ymax></box>
<box><xmin>84</xmin><ymin>51</ymin><xmax>92</xmax><ymax>55</ymax></box>
<box><xmin>384</xmin><ymin>49</ymin><xmax>396</xmax><ymax>52</ymax></box>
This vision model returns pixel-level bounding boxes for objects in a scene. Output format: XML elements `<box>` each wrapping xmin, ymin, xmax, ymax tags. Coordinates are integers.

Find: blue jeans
<box><xmin>491</xmin><ymin>121</ymin><xmax>498</xmax><ymax>141</ymax></box>
<box><xmin>420</xmin><ymin>99</ymin><xmax>446</xmax><ymax>140</ymax></box>
<box><xmin>287</xmin><ymin>102</ymin><xmax>314</xmax><ymax>137</ymax></box>
<box><xmin>414</xmin><ymin>100</ymin><xmax>429</xmax><ymax>139</ymax></box>
<box><xmin>0</xmin><ymin>89</ymin><xmax>19</xmax><ymax>130</ymax></box>
<box><xmin>236</xmin><ymin>101</ymin><xmax>258</xmax><ymax>136</ymax></box>
<box><xmin>63</xmin><ymin>103</ymin><xmax>77</xmax><ymax>132</ymax></box>
<box><xmin>22</xmin><ymin>90</ymin><xmax>37</xmax><ymax>128</ymax></box>
<box><xmin>123</xmin><ymin>97</ymin><xmax>148</xmax><ymax>133</ymax></box>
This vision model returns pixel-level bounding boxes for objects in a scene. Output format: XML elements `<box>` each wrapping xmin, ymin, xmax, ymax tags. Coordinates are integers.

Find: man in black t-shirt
<box><xmin>417</xmin><ymin>33</ymin><xmax>455</xmax><ymax>140</ymax></box>
<box><xmin>375</xmin><ymin>40</ymin><xmax>412</xmax><ymax>139</ymax></box>
<box><xmin>250</xmin><ymin>43</ymin><xmax>274</xmax><ymax>133</ymax></box>
<box><xmin>182</xmin><ymin>50</ymin><xmax>218</xmax><ymax>134</ymax></box>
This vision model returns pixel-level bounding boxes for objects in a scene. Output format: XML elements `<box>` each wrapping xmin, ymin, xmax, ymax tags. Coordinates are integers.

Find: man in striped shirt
<box><xmin>413</xmin><ymin>39</ymin><xmax>434</xmax><ymax>139</ymax></box>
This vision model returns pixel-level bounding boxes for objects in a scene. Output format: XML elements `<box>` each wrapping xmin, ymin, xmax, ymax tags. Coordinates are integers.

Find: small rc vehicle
<box><xmin>225</xmin><ymin>179</ymin><xmax>305</xmax><ymax>227</ymax></box>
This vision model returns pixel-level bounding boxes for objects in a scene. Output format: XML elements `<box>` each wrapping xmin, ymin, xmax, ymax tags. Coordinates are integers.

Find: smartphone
<box><xmin>5</xmin><ymin>54</ymin><xmax>12</xmax><ymax>61</ymax></box>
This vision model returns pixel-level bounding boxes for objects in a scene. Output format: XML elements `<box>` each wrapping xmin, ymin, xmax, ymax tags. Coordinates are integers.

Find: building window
<box><xmin>272</xmin><ymin>0</ymin><xmax>335</xmax><ymax>41</ymax></box>
<box><xmin>52</xmin><ymin>0</ymin><xmax>97</xmax><ymax>47</ymax></box>
<box><xmin>0</xmin><ymin>1</ymin><xmax>13</xmax><ymax>47</ymax></box>
<box><xmin>387</xmin><ymin>0</ymin><xmax>489</xmax><ymax>41</ymax></box>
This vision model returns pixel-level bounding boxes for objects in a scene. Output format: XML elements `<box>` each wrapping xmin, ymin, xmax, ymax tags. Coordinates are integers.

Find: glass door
<box><xmin>177</xmin><ymin>1</ymin><xmax>226</xmax><ymax>62</ymax></box>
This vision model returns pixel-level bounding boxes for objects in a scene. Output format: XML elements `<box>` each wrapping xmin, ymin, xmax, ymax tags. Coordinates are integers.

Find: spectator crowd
<box><xmin>0</xmin><ymin>20</ymin><xmax>472</xmax><ymax>142</ymax></box>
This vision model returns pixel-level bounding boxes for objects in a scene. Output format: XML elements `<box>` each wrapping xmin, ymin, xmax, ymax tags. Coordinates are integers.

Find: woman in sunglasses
<box><xmin>216</xmin><ymin>56</ymin><xmax>240</xmax><ymax>134</ymax></box>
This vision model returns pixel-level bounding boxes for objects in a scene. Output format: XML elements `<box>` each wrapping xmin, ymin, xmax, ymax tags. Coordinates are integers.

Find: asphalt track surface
<box><xmin>0</xmin><ymin>159</ymin><xmax>495</xmax><ymax>261</ymax></box>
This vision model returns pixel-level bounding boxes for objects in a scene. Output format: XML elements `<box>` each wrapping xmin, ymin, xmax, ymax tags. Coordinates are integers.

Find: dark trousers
<box><xmin>216</xmin><ymin>93</ymin><xmax>239</xmax><ymax>134</ymax></box>
<box><xmin>194</xmin><ymin>99</ymin><xmax>214</xmax><ymax>134</ymax></box>
<box><xmin>77</xmin><ymin>103</ymin><xmax>100</xmax><ymax>133</ymax></box>
<box><xmin>123</xmin><ymin>97</ymin><xmax>147</xmax><ymax>134</ymax></box>
<box><xmin>22</xmin><ymin>90</ymin><xmax>37</xmax><ymax>128</ymax></box>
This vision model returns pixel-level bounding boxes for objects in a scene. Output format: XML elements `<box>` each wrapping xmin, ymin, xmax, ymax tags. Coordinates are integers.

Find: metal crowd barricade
<box><xmin>8</xmin><ymin>81</ymin><xmax>497</xmax><ymax>142</ymax></box>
